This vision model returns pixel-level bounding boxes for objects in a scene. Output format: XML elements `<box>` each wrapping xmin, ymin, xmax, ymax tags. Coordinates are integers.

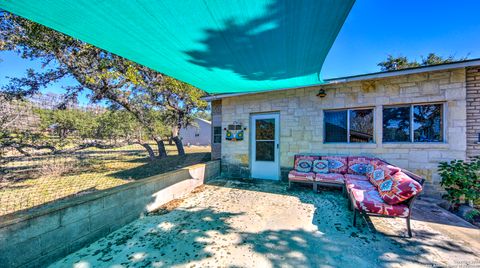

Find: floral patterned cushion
<box><xmin>314</xmin><ymin>173</ymin><xmax>345</xmax><ymax>184</ymax></box>
<box><xmin>347</xmin><ymin>156</ymin><xmax>374</xmax><ymax>175</ymax></box>
<box><xmin>312</xmin><ymin>160</ymin><xmax>329</xmax><ymax>174</ymax></box>
<box><xmin>378</xmin><ymin>172</ymin><xmax>423</xmax><ymax>205</ymax></box>
<box><xmin>345</xmin><ymin>178</ymin><xmax>376</xmax><ymax>193</ymax></box>
<box><xmin>344</xmin><ymin>174</ymin><xmax>369</xmax><ymax>181</ymax></box>
<box><xmin>322</xmin><ymin>156</ymin><xmax>348</xmax><ymax>174</ymax></box>
<box><xmin>288</xmin><ymin>170</ymin><xmax>315</xmax><ymax>181</ymax></box>
<box><xmin>350</xmin><ymin>188</ymin><xmax>410</xmax><ymax>217</ymax></box>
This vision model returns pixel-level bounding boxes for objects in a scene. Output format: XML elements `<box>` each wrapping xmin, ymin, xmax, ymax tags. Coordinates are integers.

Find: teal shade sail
<box><xmin>0</xmin><ymin>0</ymin><xmax>354</xmax><ymax>93</ymax></box>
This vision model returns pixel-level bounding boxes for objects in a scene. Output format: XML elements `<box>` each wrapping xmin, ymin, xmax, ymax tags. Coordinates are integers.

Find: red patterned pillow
<box><xmin>312</xmin><ymin>160</ymin><xmax>329</xmax><ymax>173</ymax></box>
<box><xmin>294</xmin><ymin>155</ymin><xmax>318</xmax><ymax>173</ymax></box>
<box><xmin>378</xmin><ymin>172</ymin><xmax>423</xmax><ymax>205</ymax></box>
<box><xmin>373</xmin><ymin>160</ymin><xmax>401</xmax><ymax>175</ymax></box>
<box><xmin>322</xmin><ymin>156</ymin><xmax>348</xmax><ymax>174</ymax></box>
<box><xmin>368</xmin><ymin>167</ymin><xmax>389</xmax><ymax>187</ymax></box>
<box><xmin>347</xmin><ymin>156</ymin><xmax>374</xmax><ymax>175</ymax></box>
<box><xmin>367</xmin><ymin>160</ymin><xmax>401</xmax><ymax>182</ymax></box>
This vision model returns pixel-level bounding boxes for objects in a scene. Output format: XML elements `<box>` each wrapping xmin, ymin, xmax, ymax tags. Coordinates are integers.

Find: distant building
<box><xmin>179</xmin><ymin>118</ymin><xmax>211</xmax><ymax>146</ymax></box>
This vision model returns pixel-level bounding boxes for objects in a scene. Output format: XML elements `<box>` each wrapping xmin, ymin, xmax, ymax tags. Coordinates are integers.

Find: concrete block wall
<box><xmin>466</xmin><ymin>67</ymin><xmax>480</xmax><ymax>158</ymax></box>
<box><xmin>0</xmin><ymin>161</ymin><xmax>220</xmax><ymax>268</ymax></box>
<box><xmin>219</xmin><ymin>68</ymin><xmax>471</xmax><ymax>196</ymax></box>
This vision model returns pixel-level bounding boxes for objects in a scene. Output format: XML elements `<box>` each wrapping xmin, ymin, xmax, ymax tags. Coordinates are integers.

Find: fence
<box><xmin>0</xmin><ymin>94</ymin><xmax>211</xmax><ymax>217</ymax></box>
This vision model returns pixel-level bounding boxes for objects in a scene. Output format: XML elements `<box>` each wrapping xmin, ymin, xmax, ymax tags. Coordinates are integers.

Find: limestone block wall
<box><xmin>466</xmin><ymin>67</ymin><xmax>480</xmax><ymax>158</ymax></box>
<box><xmin>0</xmin><ymin>161</ymin><xmax>220</xmax><ymax>268</ymax></box>
<box><xmin>220</xmin><ymin>68</ymin><xmax>470</xmax><ymax>196</ymax></box>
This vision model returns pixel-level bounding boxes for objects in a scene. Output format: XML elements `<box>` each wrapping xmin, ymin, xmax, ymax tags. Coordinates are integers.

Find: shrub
<box><xmin>439</xmin><ymin>157</ymin><xmax>480</xmax><ymax>208</ymax></box>
<box><xmin>465</xmin><ymin>209</ymin><xmax>480</xmax><ymax>223</ymax></box>
<box><xmin>38</xmin><ymin>159</ymin><xmax>77</xmax><ymax>178</ymax></box>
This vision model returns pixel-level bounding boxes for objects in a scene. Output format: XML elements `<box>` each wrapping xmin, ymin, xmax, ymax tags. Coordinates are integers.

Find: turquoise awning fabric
<box><xmin>0</xmin><ymin>0</ymin><xmax>354</xmax><ymax>93</ymax></box>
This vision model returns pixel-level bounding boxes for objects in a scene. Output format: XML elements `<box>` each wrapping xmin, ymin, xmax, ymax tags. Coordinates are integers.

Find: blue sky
<box><xmin>322</xmin><ymin>0</ymin><xmax>480</xmax><ymax>78</ymax></box>
<box><xmin>1</xmin><ymin>0</ymin><xmax>479</xmax><ymax>103</ymax></box>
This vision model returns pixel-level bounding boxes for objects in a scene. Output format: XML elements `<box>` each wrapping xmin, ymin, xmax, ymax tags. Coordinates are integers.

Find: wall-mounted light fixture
<box><xmin>316</xmin><ymin>88</ymin><xmax>327</xmax><ymax>98</ymax></box>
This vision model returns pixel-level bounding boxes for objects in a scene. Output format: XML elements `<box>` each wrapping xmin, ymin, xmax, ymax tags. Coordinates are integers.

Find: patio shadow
<box><xmin>53</xmin><ymin>207</ymin><xmax>243</xmax><ymax>267</ymax></box>
<box><xmin>52</xmin><ymin>179</ymin><xmax>480</xmax><ymax>267</ymax></box>
<box><xmin>209</xmin><ymin>179</ymin><xmax>480</xmax><ymax>267</ymax></box>
<box><xmin>184</xmin><ymin>0</ymin><xmax>346</xmax><ymax>82</ymax></box>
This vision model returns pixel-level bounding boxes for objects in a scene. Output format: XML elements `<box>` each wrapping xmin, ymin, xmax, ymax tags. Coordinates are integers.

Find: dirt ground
<box><xmin>51</xmin><ymin>179</ymin><xmax>480</xmax><ymax>268</ymax></box>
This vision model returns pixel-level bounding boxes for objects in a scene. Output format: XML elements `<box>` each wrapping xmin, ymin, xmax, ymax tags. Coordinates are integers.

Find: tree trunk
<box><xmin>155</xmin><ymin>137</ymin><xmax>168</xmax><ymax>158</ymax></box>
<box><xmin>140</xmin><ymin>143</ymin><xmax>156</xmax><ymax>161</ymax></box>
<box><xmin>168</xmin><ymin>134</ymin><xmax>174</xmax><ymax>145</ymax></box>
<box><xmin>172</xmin><ymin>136</ymin><xmax>185</xmax><ymax>156</ymax></box>
<box><xmin>171</xmin><ymin>125</ymin><xmax>185</xmax><ymax>156</ymax></box>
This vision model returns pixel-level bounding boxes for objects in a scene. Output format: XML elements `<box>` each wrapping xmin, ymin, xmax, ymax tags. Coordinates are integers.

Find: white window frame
<box><xmin>382</xmin><ymin>102</ymin><xmax>446</xmax><ymax>143</ymax></box>
<box><xmin>323</xmin><ymin>107</ymin><xmax>375</xmax><ymax>143</ymax></box>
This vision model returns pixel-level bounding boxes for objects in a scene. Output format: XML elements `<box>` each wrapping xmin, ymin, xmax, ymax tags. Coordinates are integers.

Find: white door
<box><xmin>250</xmin><ymin>113</ymin><xmax>280</xmax><ymax>180</ymax></box>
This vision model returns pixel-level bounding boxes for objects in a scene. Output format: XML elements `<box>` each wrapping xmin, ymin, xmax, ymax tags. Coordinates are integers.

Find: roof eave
<box><xmin>202</xmin><ymin>58</ymin><xmax>480</xmax><ymax>101</ymax></box>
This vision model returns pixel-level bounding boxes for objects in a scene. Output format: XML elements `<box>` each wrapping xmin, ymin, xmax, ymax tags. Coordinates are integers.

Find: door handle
<box><xmin>276</xmin><ymin>144</ymin><xmax>279</xmax><ymax>149</ymax></box>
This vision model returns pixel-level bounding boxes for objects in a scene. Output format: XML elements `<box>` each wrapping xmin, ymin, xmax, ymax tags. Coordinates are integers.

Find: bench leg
<box><xmin>406</xmin><ymin>216</ymin><xmax>412</xmax><ymax>237</ymax></box>
<box><xmin>288</xmin><ymin>180</ymin><xmax>291</xmax><ymax>190</ymax></box>
<box><xmin>313</xmin><ymin>183</ymin><xmax>318</xmax><ymax>193</ymax></box>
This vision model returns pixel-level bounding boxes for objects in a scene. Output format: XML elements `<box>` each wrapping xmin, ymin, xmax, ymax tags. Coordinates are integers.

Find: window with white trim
<box><xmin>383</xmin><ymin>103</ymin><xmax>444</xmax><ymax>143</ymax></box>
<box><xmin>324</xmin><ymin>108</ymin><xmax>374</xmax><ymax>143</ymax></box>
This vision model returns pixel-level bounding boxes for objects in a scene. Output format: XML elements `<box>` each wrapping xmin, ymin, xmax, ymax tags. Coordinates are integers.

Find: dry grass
<box><xmin>0</xmin><ymin>144</ymin><xmax>211</xmax><ymax>216</ymax></box>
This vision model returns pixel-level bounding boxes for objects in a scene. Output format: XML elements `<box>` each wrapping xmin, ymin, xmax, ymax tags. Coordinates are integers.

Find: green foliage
<box><xmin>96</xmin><ymin>110</ymin><xmax>139</xmax><ymax>141</ymax></box>
<box><xmin>35</xmin><ymin>108</ymin><xmax>98</xmax><ymax>141</ymax></box>
<box><xmin>0</xmin><ymin>13</ymin><xmax>208</xmax><ymax>156</ymax></box>
<box><xmin>465</xmin><ymin>209</ymin><xmax>480</xmax><ymax>222</ymax></box>
<box><xmin>378</xmin><ymin>55</ymin><xmax>420</xmax><ymax>71</ymax></box>
<box><xmin>378</xmin><ymin>53</ymin><xmax>468</xmax><ymax>71</ymax></box>
<box><xmin>29</xmin><ymin>106</ymin><xmax>172</xmax><ymax>147</ymax></box>
<box><xmin>439</xmin><ymin>157</ymin><xmax>480</xmax><ymax>208</ymax></box>
<box><xmin>194</xmin><ymin>110</ymin><xmax>212</xmax><ymax>121</ymax></box>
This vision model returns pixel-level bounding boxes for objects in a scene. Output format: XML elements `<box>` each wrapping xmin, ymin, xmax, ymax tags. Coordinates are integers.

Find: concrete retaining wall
<box><xmin>0</xmin><ymin>160</ymin><xmax>220</xmax><ymax>268</ymax></box>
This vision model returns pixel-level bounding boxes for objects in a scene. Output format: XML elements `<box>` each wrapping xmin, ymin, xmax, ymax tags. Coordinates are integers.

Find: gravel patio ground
<box><xmin>51</xmin><ymin>179</ymin><xmax>480</xmax><ymax>268</ymax></box>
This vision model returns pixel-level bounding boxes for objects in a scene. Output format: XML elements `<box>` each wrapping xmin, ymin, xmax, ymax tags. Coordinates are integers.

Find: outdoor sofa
<box><xmin>288</xmin><ymin>154</ymin><xmax>425</xmax><ymax>237</ymax></box>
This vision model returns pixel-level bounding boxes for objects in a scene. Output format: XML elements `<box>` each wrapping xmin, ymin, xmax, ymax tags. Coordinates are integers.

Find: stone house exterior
<box><xmin>205</xmin><ymin>60</ymin><xmax>480</xmax><ymax>197</ymax></box>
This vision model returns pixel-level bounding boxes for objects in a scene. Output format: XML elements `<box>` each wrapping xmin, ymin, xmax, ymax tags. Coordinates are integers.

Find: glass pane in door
<box><xmin>256</xmin><ymin>141</ymin><xmax>275</xmax><ymax>161</ymax></box>
<box><xmin>256</xmin><ymin>119</ymin><xmax>275</xmax><ymax>140</ymax></box>
<box><xmin>255</xmin><ymin>118</ymin><xmax>275</xmax><ymax>161</ymax></box>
